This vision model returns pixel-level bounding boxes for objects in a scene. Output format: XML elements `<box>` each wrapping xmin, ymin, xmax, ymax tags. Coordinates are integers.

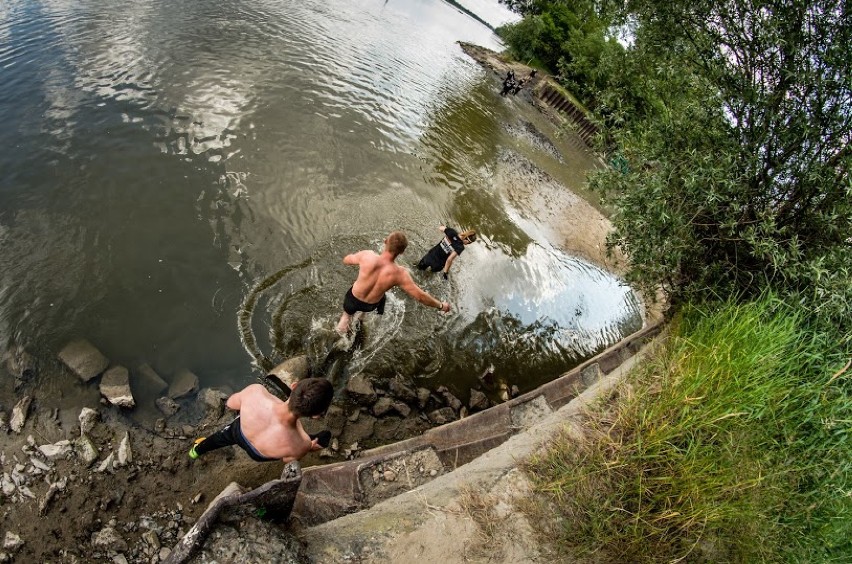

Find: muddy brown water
<box><xmin>0</xmin><ymin>0</ymin><xmax>641</xmax><ymax>418</ymax></box>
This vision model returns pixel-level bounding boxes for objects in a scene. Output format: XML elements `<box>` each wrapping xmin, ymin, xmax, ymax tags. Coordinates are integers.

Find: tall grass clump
<box><xmin>522</xmin><ymin>296</ymin><xmax>851</xmax><ymax>562</ymax></box>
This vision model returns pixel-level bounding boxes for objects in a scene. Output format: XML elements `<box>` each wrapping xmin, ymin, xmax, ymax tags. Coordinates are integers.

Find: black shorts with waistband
<box><xmin>343</xmin><ymin>286</ymin><xmax>386</xmax><ymax>316</ymax></box>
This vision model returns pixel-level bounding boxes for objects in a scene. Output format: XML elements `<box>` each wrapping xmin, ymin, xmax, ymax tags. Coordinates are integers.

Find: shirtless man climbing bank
<box><xmin>337</xmin><ymin>230</ymin><xmax>450</xmax><ymax>335</ymax></box>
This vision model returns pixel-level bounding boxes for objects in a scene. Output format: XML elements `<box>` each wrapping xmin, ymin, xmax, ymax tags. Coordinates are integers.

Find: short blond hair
<box><xmin>459</xmin><ymin>229</ymin><xmax>477</xmax><ymax>243</ymax></box>
<box><xmin>386</xmin><ymin>231</ymin><xmax>408</xmax><ymax>256</ymax></box>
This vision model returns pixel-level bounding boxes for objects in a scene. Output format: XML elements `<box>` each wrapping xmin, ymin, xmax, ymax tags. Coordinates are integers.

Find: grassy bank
<box><xmin>521</xmin><ymin>296</ymin><xmax>851</xmax><ymax>562</ymax></box>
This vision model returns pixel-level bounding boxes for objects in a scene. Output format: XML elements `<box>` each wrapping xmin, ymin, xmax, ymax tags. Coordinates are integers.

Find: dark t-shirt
<box><xmin>439</xmin><ymin>227</ymin><xmax>465</xmax><ymax>256</ymax></box>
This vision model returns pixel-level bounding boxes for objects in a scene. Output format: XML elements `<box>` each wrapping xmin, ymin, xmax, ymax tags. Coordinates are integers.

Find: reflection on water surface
<box><xmin>0</xmin><ymin>0</ymin><xmax>641</xmax><ymax>403</ymax></box>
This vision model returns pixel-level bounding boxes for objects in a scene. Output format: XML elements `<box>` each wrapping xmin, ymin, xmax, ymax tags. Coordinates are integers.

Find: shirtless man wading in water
<box><xmin>337</xmin><ymin>230</ymin><xmax>451</xmax><ymax>335</ymax></box>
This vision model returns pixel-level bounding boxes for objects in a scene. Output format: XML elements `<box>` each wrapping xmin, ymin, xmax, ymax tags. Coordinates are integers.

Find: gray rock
<box><xmin>10</xmin><ymin>396</ymin><xmax>32</xmax><ymax>434</ymax></box>
<box><xmin>0</xmin><ymin>412</ymin><xmax>7</xmax><ymax>432</ymax></box>
<box><xmin>77</xmin><ymin>435</ymin><xmax>99</xmax><ymax>467</ymax></box>
<box><xmin>267</xmin><ymin>355</ymin><xmax>309</xmax><ymax>389</ymax></box>
<box><xmin>142</xmin><ymin>530</ymin><xmax>160</xmax><ymax>550</ymax></box>
<box><xmin>392</xmin><ymin>401</ymin><xmax>411</xmax><ymax>418</ymax></box>
<box><xmin>155</xmin><ymin>397</ymin><xmax>180</xmax><ymax>417</ymax></box>
<box><xmin>168</xmin><ymin>368</ymin><xmax>199</xmax><ymax>399</ymax></box>
<box><xmin>427</xmin><ymin>407</ymin><xmax>457</xmax><ymax>425</ymax></box>
<box><xmin>96</xmin><ymin>452</ymin><xmax>115</xmax><ymax>473</ymax></box>
<box><xmin>340</xmin><ymin>413</ymin><xmax>376</xmax><ymax>446</ymax></box>
<box><xmin>2</xmin><ymin>532</ymin><xmax>23</xmax><ymax>552</ymax></box>
<box><xmin>91</xmin><ymin>526</ymin><xmax>127</xmax><ymax>552</ymax></box>
<box><xmin>1</xmin><ymin>474</ymin><xmax>14</xmax><ymax>496</ymax></box>
<box><xmin>346</xmin><ymin>374</ymin><xmax>377</xmax><ymax>404</ymax></box>
<box><xmin>117</xmin><ymin>433</ymin><xmax>132</xmax><ymax>466</ymax></box>
<box><xmin>469</xmin><ymin>389</ymin><xmax>490</xmax><ymax>411</ymax></box>
<box><xmin>78</xmin><ymin>407</ymin><xmax>99</xmax><ymax>435</ymax></box>
<box><xmin>324</xmin><ymin>405</ymin><xmax>348</xmax><ymax>438</ymax></box>
<box><xmin>197</xmin><ymin>388</ymin><xmax>228</xmax><ymax>414</ymax></box>
<box><xmin>4</xmin><ymin>344</ymin><xmax>36</xmax><ymax>385</ymax></box>
<box><xmin>58</xmin><ymin>339</ymin><xmax>109</xmax><ymax>382</ymax></box>
<box><xmin>437</xmin><ymin>386</ymin><xmax>462</xmax><ymax>411</ymax></box>
<box><xmin>416</xmin><ymin>387</ymin><xmax>431</xmax><ymax>408</ymax></box>
<box><xmin>136</xmin><ymin>363</ymin><xmax>168</xmax><ymax>396</ymax></box>
<box><xmin>100</xmin><ymin>366</ymin><xmax>135</xmax><ymax>408</ymax></box>
<box><xmin>30</xmin><ymin>457</ymin><xmax>51</xmax><ymax>472</ymax></box>
<box><xmin>39</xmin><ymin>440</ymin><xmax>73</xmax><ymax>460</ymax></box>
<box><xmin>388</xmin><ymin>377</ymin><xmax>418</xmax><ymax>403</ymax></box>
<box><xmin>372</xmin><ymin>397</ymin><xmax>394</xmax><ymax>417</ymax></box>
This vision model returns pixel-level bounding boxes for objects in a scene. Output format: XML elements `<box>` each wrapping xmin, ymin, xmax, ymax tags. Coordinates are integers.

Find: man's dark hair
<box><xmin>289</xmin><ymin>377</ymin><xmax>334</xmax><ymax>417</ymax></box>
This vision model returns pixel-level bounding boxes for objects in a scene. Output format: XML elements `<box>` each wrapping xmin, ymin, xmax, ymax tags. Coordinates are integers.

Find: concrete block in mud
<box><xmin>345</xmin><ymin>374</ymin><xmax>377</xmax><ymax>405</ymax></box>
<box><xmin>168</xmin><ymin>368</ymin><xmax>199</xmax><ymax>400</ymax></box>
<box><xmin>324</xmin><ymin>405</ymin><xmax>348</xmax><ymax>438</ymax></box>
<box><xmin>372</xmin><ymin>397</ymin><xmax>394</xmax><ymax>417</ymax></box>
<box><xmin>156</xmin><ymin>396</ymin><xmax>180</xmax><ymax>417</ymax></box>
<box><xmin>427</xmin><ymin>407</ymin><xmax>457</xmax><ymax>425</ymax></box>
<box><xmin>78</xmin><ymin>407</ymin><xmax>99</xmax><ymax>435</ymax></box>
<box><xmin>268</xmin><ymin>355</ymin><xmax>309</xmax><ymax>389</ymax></box>
<box><xmin>4</xmin><ymin>344</ymin><xmax>37</xmax><ymax>384</ymax></box>
<box><xmin>469</xmin><ymin>389</ymin><xmax>490</xmax><ymax>411</ymax></box>
<box><xmin>136</xmin><ymin>363</ymin><xmax>168</xmax><ymax>396</ymax></box>
<box><xmin>340</xmin><ymin>413</ymin><xmax>377</xmax><ymax>447</ymax></box>
<box><xmin>100</xmin><ymin>366</ymin><xmax>135</xmax><ymax>408</ymax></box>
<box><xmin>10</xmin><ymin>396</ymin><xmax>32</xmax><ymax>434</ymax></box>
<box><xmin>388</xmin><ymin>377</ymin><xmax>418</xmax><ymax>403</ymax></box>
<box><xmin>58</xmin><ymin>339</ymin><xmax>109</xmax><ymax>382</ymax></box>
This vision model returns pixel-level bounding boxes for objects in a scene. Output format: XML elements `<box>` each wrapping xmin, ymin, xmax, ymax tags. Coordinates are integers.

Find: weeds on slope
<box><xmin>521</xmin><ymin>296</ymin><xmax>851</xmax><ymax>562</ymax></box>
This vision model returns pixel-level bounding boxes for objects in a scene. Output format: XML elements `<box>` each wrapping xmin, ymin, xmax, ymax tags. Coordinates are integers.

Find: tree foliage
<box><xmin>497</xmin><ymin>1</ymin><xmax>624</xmax><ymax>102</ymax></box>
<box><xmin>503</xmin><ymin>0</ymin><xmax>852</xmax><ymax>328</ymax></box>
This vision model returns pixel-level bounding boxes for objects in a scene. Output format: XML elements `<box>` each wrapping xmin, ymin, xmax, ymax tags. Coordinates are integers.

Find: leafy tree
<box><xmin>593</xmin><ymin>0</ymin><xmax>851</xmax><ymax>328</ymax></box>
<box><xmin>497</xmin><ymin>0</ymin><xmax>623</xmax><ymax>102</ymax></box>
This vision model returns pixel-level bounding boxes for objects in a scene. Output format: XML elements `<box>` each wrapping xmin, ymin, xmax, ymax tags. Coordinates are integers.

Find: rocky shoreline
<box><xmin>0</xmin><ymin>334</ymin><xmax>524</xmax><ymax>562</ymax></box>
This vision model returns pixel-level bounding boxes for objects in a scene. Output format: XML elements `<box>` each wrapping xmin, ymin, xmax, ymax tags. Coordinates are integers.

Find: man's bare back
<box><xmin>337</xmin><ymin>231</ymin><xmax>450</xmax><ymax>334</ymax></box>
<box><xmin>188</xmin><ymin>378</ymin><xmax>333</xmax><ymax>464</ymax></box>
<box><xmin>228</xmin><ymin>384</ymin><xmax>313</xmax><ymax>462</ymax></box>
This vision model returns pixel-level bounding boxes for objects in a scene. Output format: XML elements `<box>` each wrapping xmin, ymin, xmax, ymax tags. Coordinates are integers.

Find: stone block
<box><xmin>168</xmin><ymin>368</ymin><xmax>199</xmax><ymax>399</ymax></box>
<box><xmin>100</xmin><ymin>366</ymin><xmax>135</xmax><ymax>408</ymax></box>
<box><xmin>58</xmin><ymin>339</ymin><xmax>109</xmax><ymax>382</ymax></box>
<box><xmin>136</xmin><ymin>363</ymin><xmax>168</xmax><ymax>396</ymax></box>
<box><xmin>345</xmin><ymin>374</ymin><xmax>377</xmax><ymax>405</ymax></box>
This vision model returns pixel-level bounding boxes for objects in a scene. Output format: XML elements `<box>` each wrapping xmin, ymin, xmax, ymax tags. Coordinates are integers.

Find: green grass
<box><xmin>521</xmin><ymin>296</ymin><xmax>851</xmax><ymax>562</ymax></box>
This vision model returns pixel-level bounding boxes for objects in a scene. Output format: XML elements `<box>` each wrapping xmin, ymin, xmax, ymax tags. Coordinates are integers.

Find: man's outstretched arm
<box><xmin>398</xmin><ymin>270</ymin><xmax>450</xmax><ymax>312</ymax></box>
<box><xmin>343</xmin><ymin>250</ymin><xmax>367</xmax><ymax>265</ymax></box>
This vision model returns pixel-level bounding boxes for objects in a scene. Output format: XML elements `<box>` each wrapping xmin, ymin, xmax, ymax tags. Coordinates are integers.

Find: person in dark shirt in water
<box><xmin>416</xmin><ymin>225</ymin><xmax>477</xmax><ymax>280</ymax></box>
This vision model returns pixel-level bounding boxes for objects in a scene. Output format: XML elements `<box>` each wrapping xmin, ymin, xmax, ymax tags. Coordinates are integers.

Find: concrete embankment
<box><xmin>172</xmin><ymin>321</ymin><xmax>663</xmax><ymax>562</ymax></box>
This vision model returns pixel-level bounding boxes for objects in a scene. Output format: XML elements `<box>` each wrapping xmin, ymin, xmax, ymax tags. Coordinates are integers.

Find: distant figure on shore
<box><xmin>337</xmin><ymin>231</ymin><xmax>450</xmax><ymax>335</ymax></box>
<box><xmin>188</xmin><ymin>378</ymin><xmax>333</xmax><ymax>463</ymax></box>
<box><xmin>512</xmin><ymin>78</ymin><xmax>527</xmax><ymax>95</ymax></box>
<box><xmin>416</xmin><ymin>225</ymin><xmax>477</xmax><ymax>280</ymax></box>
<box><xmin>500</xmin><ymin>70</ymin><xmax>517</xmax><ymax>97</ymax></box>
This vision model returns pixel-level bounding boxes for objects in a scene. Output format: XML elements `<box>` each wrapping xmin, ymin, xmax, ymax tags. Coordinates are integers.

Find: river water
<box><xmin>0</xmin><ymin>0</ymin><xmax>641</xmax><ymax>406</ymax></box>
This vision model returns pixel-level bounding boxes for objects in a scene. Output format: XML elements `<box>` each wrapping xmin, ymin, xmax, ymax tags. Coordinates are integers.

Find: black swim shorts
<box><xmin>343</xmin><ymin>286</ymin><xmax>386</xmax><ymax>315</ymax></box>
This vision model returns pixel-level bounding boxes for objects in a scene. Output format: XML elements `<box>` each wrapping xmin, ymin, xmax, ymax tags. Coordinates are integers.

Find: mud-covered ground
<box><xmin>0</xmin><ymin>44</ymin><xmax>647</xmax><ymax>563</ymax></box>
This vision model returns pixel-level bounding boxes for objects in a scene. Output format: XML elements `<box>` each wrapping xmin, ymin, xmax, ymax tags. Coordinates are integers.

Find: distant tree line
<box><xmin>498</xmin><ymin>0</ymin><xmax>852</xmax><ymax>331</ymax></box>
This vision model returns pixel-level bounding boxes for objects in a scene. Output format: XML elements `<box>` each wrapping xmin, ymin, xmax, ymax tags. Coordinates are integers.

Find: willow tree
<box><xmin>589</xmin><ymin>0</ymin><xmax>851</xmax><ymax>326</ymax></box>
